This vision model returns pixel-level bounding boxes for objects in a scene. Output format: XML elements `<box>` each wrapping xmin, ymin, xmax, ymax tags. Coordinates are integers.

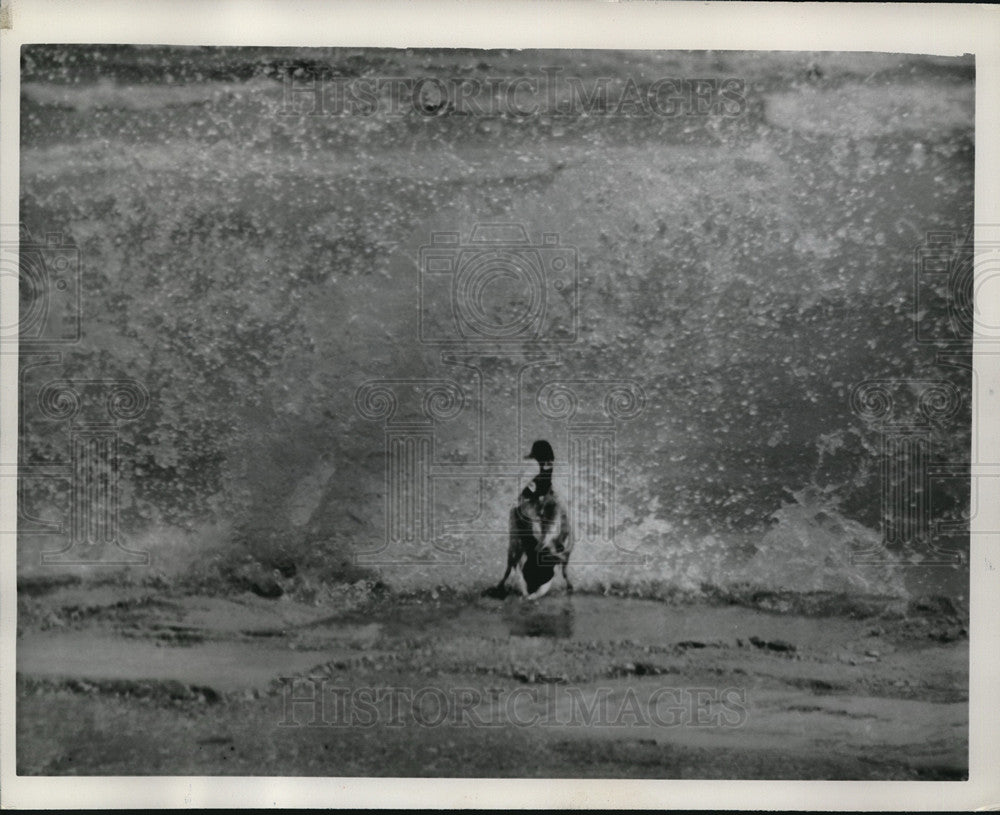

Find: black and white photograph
<box><xmin>2</xmin><ymin>1</ymin><xmax>998</xmax><ymax>810</ymax></box>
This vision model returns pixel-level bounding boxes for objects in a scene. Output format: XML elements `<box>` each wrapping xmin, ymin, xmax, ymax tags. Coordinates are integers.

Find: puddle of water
<box><xmin>16</xmin><ymin>596</ymin><xmax>892</xmax><ymax>696</ymax></box>
<box><xmin>17</xmin><ymin>633</ymin><xmax>335</xmax><ymax>693</ymax></box>
<box><xmin>372</xmin><ymin>595</ymin><xmax>863</xmax><ymax>651</ymax></box>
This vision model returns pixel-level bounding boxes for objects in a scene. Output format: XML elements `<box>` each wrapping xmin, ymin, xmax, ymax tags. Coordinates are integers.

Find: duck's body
<box><xmin>496</xmin><ymin>441</ymin><xmax>573</xmax><ymax>600</ymax></box>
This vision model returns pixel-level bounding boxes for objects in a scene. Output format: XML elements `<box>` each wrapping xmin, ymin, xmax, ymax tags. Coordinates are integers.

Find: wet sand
<box><xmin>16</xmin><ymin>582</ymin><xmax>967</xmax><ymax>778</ymax></box>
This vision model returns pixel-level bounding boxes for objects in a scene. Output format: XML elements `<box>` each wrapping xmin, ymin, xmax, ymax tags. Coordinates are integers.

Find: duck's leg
<box><xmin>525</xmin><ymin>573</ymin><xmax>555</xmax><ymax>601</ymax></box>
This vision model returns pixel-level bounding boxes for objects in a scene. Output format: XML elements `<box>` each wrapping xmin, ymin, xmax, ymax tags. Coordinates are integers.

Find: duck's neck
<box><xmin>534</xmin><ymin>468</ymin><xmax>553</xmax><ymax>496</ymax></box>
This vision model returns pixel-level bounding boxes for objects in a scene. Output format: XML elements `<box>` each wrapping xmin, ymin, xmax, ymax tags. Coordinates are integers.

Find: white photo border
<box><xmin>2</xmin><ymin>0</ymin><xmax>998</xmax><ymax>809</ymax></box>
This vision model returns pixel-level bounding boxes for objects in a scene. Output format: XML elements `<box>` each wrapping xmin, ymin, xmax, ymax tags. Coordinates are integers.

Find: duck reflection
<box><xmin>502</xmin><ymin>595</ymin><xmax>575</xmax><ymax>639</ymax></box>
